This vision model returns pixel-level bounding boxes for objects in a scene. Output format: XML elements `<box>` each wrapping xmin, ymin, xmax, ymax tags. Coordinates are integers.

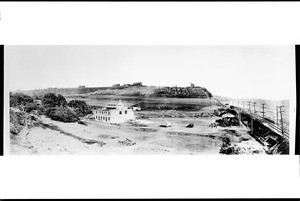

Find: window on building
<box><xmin>119</xmin><ymin>111</ymin><xmax>122</xmax><ymax>115</ymax></box>
<box><xmin>125</xmin><ymin>110</ymin><xmax>127</xmax><ymax>114</ymax></box>
<box><xmin>108</xmin><ymin>117</ymin><xmax>110</xmax><ymax>121</ymax></box>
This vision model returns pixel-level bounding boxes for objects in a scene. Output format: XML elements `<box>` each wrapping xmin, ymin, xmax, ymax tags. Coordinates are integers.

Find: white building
<box><xmin>93</xmin><ymin>100</ymin><xmax>135</xmax><ymax>123</ymax></box>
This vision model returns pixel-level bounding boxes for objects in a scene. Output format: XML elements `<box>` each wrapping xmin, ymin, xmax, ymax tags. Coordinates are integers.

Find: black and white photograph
<box><xmin>1</xmin><ymin>2</ymin><xmax>300</xmax><ymax>199</ymax></box>
<box><xmin>5</xmin><ymin>45</ymin><xmax>294</xmax><ymax>155</ymax></box>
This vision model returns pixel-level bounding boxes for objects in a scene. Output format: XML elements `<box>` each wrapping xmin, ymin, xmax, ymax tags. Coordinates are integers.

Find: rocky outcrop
<box><xmin>152</xmin><ymin>86</ymin><xmax>212</xmax><ymax>98</ymax></box>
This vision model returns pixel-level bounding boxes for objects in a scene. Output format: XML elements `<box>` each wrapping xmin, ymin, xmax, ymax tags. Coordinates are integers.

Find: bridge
<box><xmin>239</xmin><ymin>109</ymin><xmax>289</xmax><ymax>140</ymax></box>
<box><xmin>213</xmin><ymin>98</ymin><xmax>289</xmax><ymax>154</ymax></box>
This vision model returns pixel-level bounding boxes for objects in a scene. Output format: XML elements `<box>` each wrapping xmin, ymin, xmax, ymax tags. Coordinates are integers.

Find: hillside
<box><xmin>17</xmin><ymin>85</ymin><xmax>213</xmax><ymax>99</ymax></box>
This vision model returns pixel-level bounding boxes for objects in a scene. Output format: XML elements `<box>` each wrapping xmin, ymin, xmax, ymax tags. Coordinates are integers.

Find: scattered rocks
<box><xmin>98</xmin><ymin>134</ymin><xmax>119</xmax><ymax>139</ymax></box>
<box><xmin>134</xmin><ymin>128</ymin><xmax>158</xmax><ymax>132</ymax></box>
<box><xmin>220</xmin><ymin>136</ymin><xmax>265</xmax><ymax>155</ymax></box>
<box><xmin>215</xmin><ymin>116</ymin><xmax>239</xmax><ymax>127</ymax></box>
<box><xmin>78</xmin><ymin>120</ymin><xmax>88</xmax><ymax>126</ymax></box>
<box><xmin>186</xmin><ymin>123</ymin><xmax>194</xmax><ymax>128</ymax></box>
<box><xmin>127</xmin><ymin>119</ymin><xmax>148</xmax><ymax>127</ymax></box>
<box><xmin>118</xmin><ymin>138</ymin><xmax>136</xmax><ymax>146</ymax></box>
<box><xmin>159</xmin><ymin>122</ymin><xmax>172</xmax><ymax>127</ymax></box>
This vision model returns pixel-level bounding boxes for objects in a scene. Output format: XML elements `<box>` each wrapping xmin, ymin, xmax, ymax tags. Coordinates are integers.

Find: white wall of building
<box><xmin>93</xmin><ymin>108</ymin><xmax>135</xmax><ymax>123</ymax></box>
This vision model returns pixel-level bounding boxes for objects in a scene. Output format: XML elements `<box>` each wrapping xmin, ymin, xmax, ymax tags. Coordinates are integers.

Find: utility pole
<box><xmin>253</xmin><ymin>102</ymin><xmax>256</xmax><ymax>114</ymax></box>
<box><xmin>262</xmin><ymin>103</ymin><xmax>266</xmax><ymax>118</ymax></box>
<box><xmin>248</xmin><ymin>102</ymin><xmax>251</xmax><ymax>112</ymax></box>
<box><xmin>278</xmin><ymin>106</ymin><xmax>284</xmax><ymax>139</ymax></box>
<box><xmin>251</xmin><ymin>117</ymin><xmax>254</xmax><ymax>134</ymax></box>
<box><xmin>276</xmin><ymin>106</ymin><xmax>279</xmax><ymax>125</ymax></box>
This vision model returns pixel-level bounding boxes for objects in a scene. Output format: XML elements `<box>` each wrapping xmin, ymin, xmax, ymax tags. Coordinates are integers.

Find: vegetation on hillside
<box><xmin>67</xmin><ymin>100</ymin><xmax>92</xmax><ymax>117</ymax></box>
<box><xmin>18</xmin><ymin>84</ymin><xmax>213</xmax><ymax>98</ymax></box>
<box><xmin>9</xmin><ymin>92</ymin><xmax>92</xmax><ymax>134</ymax></box>
<box><xmin>10</xmin><ymin>92</ymin><xmax>34</xmax><ymax>107</ymax></box>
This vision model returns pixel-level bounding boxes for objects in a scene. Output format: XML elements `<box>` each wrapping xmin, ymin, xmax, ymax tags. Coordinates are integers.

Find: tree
<box><xmin>67</xmin><ymin>100</ymin><xmax>91</xmax><ymax>117</ymax></box>
<box><xmin>10</xmin><ymin>92</ymin><xmax>34</xmax><ymax>107</ymax></box>
<box><xmin>42</xmin><ymin>93</ymin><xmax>66</xmax><ymax>108</ymax></box>
<box><xmin>57</xmin><ymin>94</ymin><xmax>67</xmax><ymax>107</ymax></box>
<box><xmin>46</xmin><ymin>107</ymin><xmax>79</xmax><ymax>122</ymax></box>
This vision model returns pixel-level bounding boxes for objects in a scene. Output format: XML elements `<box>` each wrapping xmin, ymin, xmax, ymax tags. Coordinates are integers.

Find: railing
<box><xmin>214</xmin><ymin>98</ymin><xmax>289</xmax><ymax>140</ymax></box>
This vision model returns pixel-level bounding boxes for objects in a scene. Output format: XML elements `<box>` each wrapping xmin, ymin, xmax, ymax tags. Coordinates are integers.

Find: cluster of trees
<box><xmin>9</xmin><ymin>92</ymin><xmax>34</xmax><ymax>107</ymax></box>
<box><xmin>10</xmin><ymin>92</ymin><xmax>92</xmax><ymax>123</ymax></box>
<box><xmin>152</xmin><ymin>86</ymin><xmax>211</xmax><ymax>98</ymax></box>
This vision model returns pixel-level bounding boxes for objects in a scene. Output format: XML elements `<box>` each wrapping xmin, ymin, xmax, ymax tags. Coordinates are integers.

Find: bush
<box><xmin>67</xmin><ymin>100</ymin><xmax>92</xmax><ymax>117</ymax></box>
<box><xmin>10</xmin><ymin>92</ymin><xmax>33</xmax><ymax>107</ymax></box>
<box><xmin>42</xmin><ymin>93</ymin><xmax>67</xmax><ymax>108</ymax></box>
<box><xmin>46</xmin><ymin>107</ymin><xmax>79</xmax><ymax>122</ymax></box>
<box><xmin>24</xmin><ymin>102</ymin><xmax>39</xmax><ymax>113</ymax></box>
<box><xmin>10</xmin><ymin>109</ymin><xmax>26</xmax><ymax>134</ymax></box>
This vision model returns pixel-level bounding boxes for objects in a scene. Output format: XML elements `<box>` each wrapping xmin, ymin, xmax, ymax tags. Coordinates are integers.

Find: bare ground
<box><xmin>10</xmin><ymin>106</ymin><xmax>266</xmax><ymax>155</ymax></box>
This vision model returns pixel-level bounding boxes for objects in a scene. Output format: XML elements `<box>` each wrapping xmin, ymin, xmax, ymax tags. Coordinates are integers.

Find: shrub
<box><xmin>42</xmin><ymin>93</ymin><xmax>67</xmax><ymax>108</ymax></box>
<box><xmin>24</xmin><ymin>102</ymin><xmax>40</xmax><ymax>113</ymax></box>
<box><xmin>10</xmin><ymin>108</ymin><xmax>26</xmax><ymax>134</ymax></box>
<box><xmin>67</xmin><ymin>100</ymin><xmax>92</xmax><ymax>117</ymax></box>
<box><xmin>10</xmin><ymin>92</ymin><xmax>33</xmax><ymax>107</ymax></box>
<box><xmin>47</xmin><ymin>107</ymin><xmax>79</xmax><ymax>122</ymax></box>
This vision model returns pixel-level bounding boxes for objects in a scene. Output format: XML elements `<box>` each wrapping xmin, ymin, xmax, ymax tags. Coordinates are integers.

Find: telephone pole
<box><xmin>251</xmin><ymin>117</ymin><xmax>254</xmax><ymax>134</ymax></box>
<box><xmin>278</xmin><ymin>106</ymin><xmax>284</xmax><ymax>139</ymax></box>
<box><xmin>253</xmin><ymin>102</ymin><xmax>256</xmax><ymax>114</ymax></box>
<box><xmin>248</xmin><ymin>102</ymin><xmax>251</xmax><ymax>112</ymax></box>
<box><xmin>276</xmin><ymin>106</ymin><xmax>279</xmax><ymax>125</ymax></box>
<box><xmin>262</xmin><ymin>103</ymin><xmax>266</xmax><ymax>118</ymax></box>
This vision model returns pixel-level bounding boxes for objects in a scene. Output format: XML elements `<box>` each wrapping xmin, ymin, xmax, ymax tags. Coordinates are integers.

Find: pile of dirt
<box><xmin>98</xmin><ymin>134</ymin><xmax>119</xmax><ymax>139</ymax></box>
<box><xmin>126</xmin><ymin>119</ymin><xmax>148</xmax><ymax>127</ymax></box>
<box><xmin>215</xmin><ymin>117</ymin><xmax>239</xmax><ymax>127</ymax></box>
<box><xmin>214</xmin><ymin>108</ymin><xmax>228</xmax><ymax>116</ymax></box>
<box><xmin>219</xmin><ymin>135</ymin><xmax>265</xmax><ymax>155</ymax></box>
<box><xmin>118</xmin><ymin>138</ymin><xmax>136</xmax><ymax>146</ymax></box>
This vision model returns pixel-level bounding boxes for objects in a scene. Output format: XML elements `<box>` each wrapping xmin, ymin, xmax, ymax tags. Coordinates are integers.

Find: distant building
<box><xmin>93</xmin><ymin>100</ymin><xmax>135</xmax><ymax>123</ymax></box>
<box><xmin>78</xmin><ymin>85</ymin><xmax>86</xmax><ymax>89</ymax></box>
<box><xmin>112</xmin><ymin>84</ymin><xmax>121</xmax><ymax>87</ymax></box>
<box><xmin>123</xmin><ymin>84</ymin><xmax>131</xmax><ymax>87</ymax></box>
<box><xmin>132</xmin><ymin>82</ymin><xmax>142</xmax><ymax>86</ymax></box>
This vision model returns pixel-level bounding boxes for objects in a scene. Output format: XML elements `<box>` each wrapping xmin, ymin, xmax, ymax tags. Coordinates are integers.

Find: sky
<box><xmin>5</xmin><ymin>45</ymin><xmax>295</xmax><ymax>100</ymax></box>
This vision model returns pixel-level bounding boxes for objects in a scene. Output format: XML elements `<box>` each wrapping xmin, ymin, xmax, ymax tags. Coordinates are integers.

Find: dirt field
<box><xmin>10</xmin><ymin>105</ymin><xmax>266</xmax><ymax>155</ymax></box>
